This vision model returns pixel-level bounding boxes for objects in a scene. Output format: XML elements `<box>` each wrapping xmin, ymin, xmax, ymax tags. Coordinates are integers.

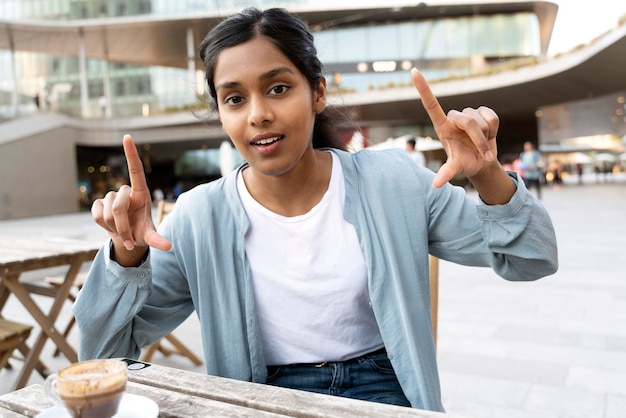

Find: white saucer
<box><xmin>35</xmin><ymin>393</ymin><xmax>159</xmax><ymax>418</ymax></box>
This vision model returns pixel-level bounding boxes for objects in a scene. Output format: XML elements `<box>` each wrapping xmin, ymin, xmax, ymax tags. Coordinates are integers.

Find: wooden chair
<box><xmin>428</xmin><ymin>255</ymin><xmax>439</xmax><ymax>349</ymax></box>
<box><xmin>44</xmin><ymin>272</ymin><xmax>87</xmax><ymax>357</ymax></box>
<box><xmin>140</xmin><ymin>200</ymin><xmax>203</xmax><ymax>366</ymax></box>
<box><xmin>0</xmin><ymin>319</ymin><xmax>32</xmax><ymax>370</ymax></box>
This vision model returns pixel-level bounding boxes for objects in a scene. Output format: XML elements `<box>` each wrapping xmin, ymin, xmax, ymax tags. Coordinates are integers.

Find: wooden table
<box><xmin>0</xmin><ymin>235</ymin><xmax>101</xmax><ymax>389</ymax></box>
<box><xmin>0</xmin><ymin>360</ymin><xmax>467</xmax><ymax>417</ymax></box>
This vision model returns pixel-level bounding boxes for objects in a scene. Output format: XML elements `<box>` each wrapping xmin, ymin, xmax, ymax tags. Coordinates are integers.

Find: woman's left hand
<box><xmin>411</xmin><ymin>68</ymin><xmax>500</xmax><ymax>188</ymax></box>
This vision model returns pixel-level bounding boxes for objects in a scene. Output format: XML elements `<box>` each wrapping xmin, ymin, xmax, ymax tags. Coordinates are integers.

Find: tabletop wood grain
<box><xmin>0</xmin><ymin>361</ymin><xmax>468</xmax><ymax>417</ymax></box>
<box><xmin>0</xmin><ymin>235</ymin><xmax>101</xmax><ymax>272</ymax></box>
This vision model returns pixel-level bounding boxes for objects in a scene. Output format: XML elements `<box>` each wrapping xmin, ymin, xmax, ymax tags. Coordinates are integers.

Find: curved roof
<box><xmin>0</xmin><ymin>1</ymin><xmax>557</xmax><ymax>69</ymax></box>
<box><xmin>342</xmin><ymin>23</ymin><xmax>626</xmax><ymax>126</ymax></box>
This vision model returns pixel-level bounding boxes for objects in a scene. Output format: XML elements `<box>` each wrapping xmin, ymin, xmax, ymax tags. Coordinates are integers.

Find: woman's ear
<box><xmin>313</xmin><ymin>76</ymin><xmax>327</xmax><ymax>114</ymax></box>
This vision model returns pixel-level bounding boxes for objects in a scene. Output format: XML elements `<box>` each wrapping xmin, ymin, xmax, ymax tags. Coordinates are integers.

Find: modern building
<box><xmin>0</xmin><ymin>1</ymin><xmax>625</xmax><ymax>220</ymax></box>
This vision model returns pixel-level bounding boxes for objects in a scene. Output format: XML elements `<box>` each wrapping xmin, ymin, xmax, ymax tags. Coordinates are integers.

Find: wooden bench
<box><xmin>0</xmin><ymin>319</ymin><xmax>32</xmax><ymax>370</ymax></box>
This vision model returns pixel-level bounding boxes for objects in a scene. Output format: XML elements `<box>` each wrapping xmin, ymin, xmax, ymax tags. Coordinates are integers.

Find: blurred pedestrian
<box><xmin>519</xmin><ymin>141</ymin><xmax>543</xmax><ymax>199</ymax></box>
<box><xmin>98</xmin><ymin>95</ymin><xmax>108</xmax><ymax>118</ymax></box>
<box><xmin>172</xmin><ymin>181</ymin><xmax>183</xmax><ymax>200</ymax></box>
<box><xmin>549</xmin><ymin>160</ymin><xmax>563</xmax><ymax>190</ymax></box>
<box><xmin>405</xmin><ymin>137</ymin><xmax>426</xmax><ymax>167</ymax></box>
<box><xmin>576</xmin><ymin>163</ymin><xmax>584</xmax><ymax>184</ymax></box>
<box><xmin>152</xmin><ymin>188</ymin><xmax>164</xmax><ymax>205</ymax></box>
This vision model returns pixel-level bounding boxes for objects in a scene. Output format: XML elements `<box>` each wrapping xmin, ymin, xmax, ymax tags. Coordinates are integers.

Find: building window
<box><xmin>138</xmin><ymin>1</ymin><xmax>151</xmax><ymax>14</ymax></box>
<box><xmin>68</xmin><ymin>82</ymin><xmax>80</xmax><ymax>100</ymax></box>
<box><xmin>89</xmin><ymin>81</ymin><xmax>104</xmax><ymax>98</ymax></box>
<box><xmin>137</xmin><ymin>76</ymin><xmax>151</xmax><ymax>94</ymax></box>
<box><xmin>117</xmin><ymin>3</ymin><xmax>127</xmax><ymax>16</ymax></box>
<box><xmin>314</xmin><ymin>12</ymin><xmax>540</xmax><ymax>92</ymax></box>
<box><xmin>116</xmin><ymin>80</ymin><xmax>126</xmax><ymax>96</ymax></box>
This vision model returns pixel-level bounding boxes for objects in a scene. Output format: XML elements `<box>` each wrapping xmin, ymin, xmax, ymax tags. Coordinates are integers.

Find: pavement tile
<box><xmin>438</xmin><ymin>352</ymin><xmax>568</xmax><ymax>386</ymax></box>
<box><xmin>443</xmin><ymin>398</ymin><xmax>562</xmax><ymax>418</ymax></box>
<box><xmin>497</xmin><ymin>325</ymin><xmax>626</xmax><ymax>353</ymax></box>
<box><xmin>439</xmin><ymin>372</ymin><xmax>530</xmax><ymax>408</ymax></box>
<box><xmin>566</xmin><ymin>367</ymin><xmax>626</xmax><ymax>396</ymax></box>
<box><xmin>523</xmin><ymin>384</ymin><xmax>605</xmax><ymax>418</ymax></box>
<box><xmin>509</xmin><ymin>342</ymin><xmax>626</xmax><ymax>375</ymax></box>
<box><xmin>605</xmin><ymin>394</ymin><xmax>626</xmax><ymax>418</ymax></box>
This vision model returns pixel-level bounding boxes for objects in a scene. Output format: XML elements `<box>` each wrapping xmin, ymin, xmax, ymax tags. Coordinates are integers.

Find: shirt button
<box><xmin>137</xmin><ymin>272</ymin><xmax>147</xmax><ymax>279</ymax></box>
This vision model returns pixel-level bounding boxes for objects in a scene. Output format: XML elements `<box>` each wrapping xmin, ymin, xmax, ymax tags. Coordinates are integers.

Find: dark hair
<box><xmin>199</xmin><ymin>7</ymin><xmax>347</xmax><ymax>151</ymax></box>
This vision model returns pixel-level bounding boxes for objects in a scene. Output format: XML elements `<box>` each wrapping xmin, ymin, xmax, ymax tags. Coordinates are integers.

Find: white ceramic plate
<box><xmin>35</xmin><ymin>393</ymin><xmax>159</xmax><ymax>418</ymax></box>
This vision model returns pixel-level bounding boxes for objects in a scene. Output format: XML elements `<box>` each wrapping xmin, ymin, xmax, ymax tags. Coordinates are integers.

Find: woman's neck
<box><xmin>242</xmin><ymin>149</ymin><xmax>333</xmax><ymax>217</ymax></box>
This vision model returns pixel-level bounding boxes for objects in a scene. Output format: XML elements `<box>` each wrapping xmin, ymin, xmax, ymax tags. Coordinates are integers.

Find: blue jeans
<box><xmin>265</xmin><ymin>348</ymin><xmax>411</xmax><ymax>407</ymax></box>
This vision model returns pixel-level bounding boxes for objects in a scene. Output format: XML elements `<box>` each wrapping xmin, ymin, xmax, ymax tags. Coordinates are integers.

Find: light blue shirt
<box><xmin>74</xmin><ymin>148</ymin><xmax>558</xmax><ymax>412</ymax></box>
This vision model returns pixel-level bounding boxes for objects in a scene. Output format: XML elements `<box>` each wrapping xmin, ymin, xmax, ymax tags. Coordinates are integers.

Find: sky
<box><xmin>549</xmin><ymin>0</ymin><xmax>626</xmax><ymax>55</ymax></box>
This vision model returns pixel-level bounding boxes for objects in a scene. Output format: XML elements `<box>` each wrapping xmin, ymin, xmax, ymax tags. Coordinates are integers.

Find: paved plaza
<box><xmin>1</xmin><ymin>174</ymin><xmax>625</xmax><ymax>418</ymax></box>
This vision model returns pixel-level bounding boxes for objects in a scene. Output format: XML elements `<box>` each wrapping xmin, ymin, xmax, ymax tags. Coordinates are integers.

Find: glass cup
<box><xmin>44</xmin><ymin>359</ymin><xmax>128</xmax><ymax>418</ymax></box>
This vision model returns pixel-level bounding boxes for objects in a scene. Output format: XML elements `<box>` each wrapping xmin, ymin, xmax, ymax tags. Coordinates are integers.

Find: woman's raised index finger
<box><xmin>122</xmin><ymin>134</ymin><xmax>149</xmax><ymax>192</ymax></box>
<box><xmin>411</xmin><ymin>68</ymin><xmax>447</xmax><ymax>127</ymax></box>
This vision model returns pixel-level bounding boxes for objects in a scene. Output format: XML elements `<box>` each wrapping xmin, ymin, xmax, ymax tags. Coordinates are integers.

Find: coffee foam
<box><xmin>57</xmin><ymin>360</ymin><xmax>127</xmax><ymax>398</ymax></box>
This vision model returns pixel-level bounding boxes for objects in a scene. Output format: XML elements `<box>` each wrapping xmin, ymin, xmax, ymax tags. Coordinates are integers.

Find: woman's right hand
<box><xmin>91</xmin><ymin>135</ymin><xmax>172</xmax><ymax>265</ymax></box>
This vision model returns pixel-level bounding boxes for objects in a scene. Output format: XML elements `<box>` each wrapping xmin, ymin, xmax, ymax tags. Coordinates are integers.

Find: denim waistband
<box><xmin>271</xmin><ymin>347</ymin><xmax>387</xmax><ymax>369</ymax></box>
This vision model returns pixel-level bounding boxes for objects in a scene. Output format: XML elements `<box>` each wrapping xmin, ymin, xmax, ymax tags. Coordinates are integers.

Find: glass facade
<box><xmin>0</xmin><ymin>1</ymin><xmax>541</xmax><ymax>119</ymax></box>
<box><xmin>316</xmin><ymin>12</ymin><xmax>540</xmax><ymax>93</ymax></box>
<box><xmin>539</xmin><ymin>90</ymin><xmax>626</xmax><ymax>147</ymax></box>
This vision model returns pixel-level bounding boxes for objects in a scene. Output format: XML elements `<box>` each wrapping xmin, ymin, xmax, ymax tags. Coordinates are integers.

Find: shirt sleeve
<box><xmin>73</xmin><ymin>236</ymin><xmax>194</xmax><ymax>361</ymax></box>
<box><xmin>427</xmin><ymin>171</ymin><xmax>558</xmax><ymax>281</ymax></box>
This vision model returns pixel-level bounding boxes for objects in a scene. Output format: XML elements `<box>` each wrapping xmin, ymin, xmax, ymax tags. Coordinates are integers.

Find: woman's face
<box><xmin>213</xmin><ymin>36</ymin><xmax>326</xmax><ymax>178</ymax></box>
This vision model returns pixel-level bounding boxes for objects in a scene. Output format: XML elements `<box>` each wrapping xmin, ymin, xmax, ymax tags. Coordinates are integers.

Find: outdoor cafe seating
<box><xmin>41</xmin><ymin>200</ymin><xmax>203</xmax><ymax>367</ymax></box>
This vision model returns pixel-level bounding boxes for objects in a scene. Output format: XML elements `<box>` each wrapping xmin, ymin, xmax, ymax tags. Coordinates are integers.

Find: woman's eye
<box><xmin>224</xmin><ymin>95</ymin><xmax>243</xmax><ymax>105</ymax></box>
<box><xmin>269</xmin><ymin>85</ymin><xmax>289</xmax><ymax>95</ymax></box>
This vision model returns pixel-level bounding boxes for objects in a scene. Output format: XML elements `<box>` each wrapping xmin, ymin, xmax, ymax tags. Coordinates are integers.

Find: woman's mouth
<box><xmin>252</xmin><ymin>135</ymin><xmax>284</xmax><ymax>146</ymax></box>
<box><xmin>251</xmin><ymin>135</ymin><xmax>284</xmax><ymax>156</ymax></box>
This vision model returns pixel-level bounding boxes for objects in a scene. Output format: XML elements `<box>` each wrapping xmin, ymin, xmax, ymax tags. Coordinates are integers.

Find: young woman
<box><xmin>75</xmin><ymin>8</ymin><xmax>558</xmax><ymax>412</ymax></box>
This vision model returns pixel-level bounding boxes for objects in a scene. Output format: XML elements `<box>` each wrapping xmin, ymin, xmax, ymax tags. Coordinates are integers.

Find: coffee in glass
<box><xmin>44</xmin><ymin>359</ymin><xmax>127</xmax><ymax>418</ymax></box>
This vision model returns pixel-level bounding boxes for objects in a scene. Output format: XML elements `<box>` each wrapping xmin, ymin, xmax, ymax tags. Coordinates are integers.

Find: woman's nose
<box><xmin>248</xmin><ymin>95</ymin><xmax>273</xmax><ymax>126</ymax></box>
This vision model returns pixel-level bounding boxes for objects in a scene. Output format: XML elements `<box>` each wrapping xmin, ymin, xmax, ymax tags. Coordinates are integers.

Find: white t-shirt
<box><xmin>237</xmin><ymin>152</ymin><xmax>383</xmax><ymax>366</ymax></box>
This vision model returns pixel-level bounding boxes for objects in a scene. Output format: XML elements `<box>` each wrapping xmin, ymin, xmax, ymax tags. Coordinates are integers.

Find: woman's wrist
<box><xmin>469</xmin><ymin>163</ymin><xmax>516</xmax><ymax>205</ymax></box>
<box><xmin>110</xmin><ymin>238</ymin><xmax>149</xmax><ymax>267</ymax></box>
